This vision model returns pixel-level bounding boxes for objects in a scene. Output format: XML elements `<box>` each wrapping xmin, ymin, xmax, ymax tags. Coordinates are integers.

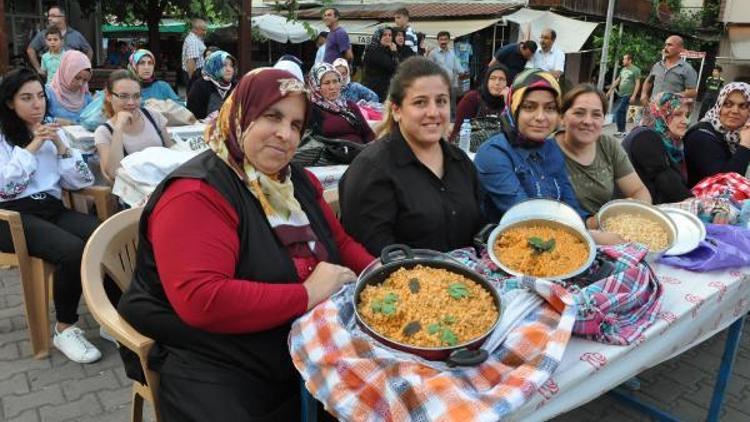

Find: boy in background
<box><xmin>40</xmin><ymin>26</ymin><xmax>64</xmax><ymax>83</ymax></box>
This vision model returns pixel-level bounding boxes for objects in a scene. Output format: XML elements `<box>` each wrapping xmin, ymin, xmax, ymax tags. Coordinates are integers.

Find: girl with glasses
<box><xmin>94</xmin><ymin>70</ymin><xmax>173</xmax><ymax>182</ymax></box>
<box><xmin>684</xmin><ymin>82</ymin><xmax>750</xmax><ymax>186</ymax></box>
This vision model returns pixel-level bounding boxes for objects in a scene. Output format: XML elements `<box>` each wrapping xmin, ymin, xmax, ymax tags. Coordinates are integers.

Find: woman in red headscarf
<box><xmin>117</xmin><ymin>68</ymin><xmax>373</xmax><ymax>421</ymax></box>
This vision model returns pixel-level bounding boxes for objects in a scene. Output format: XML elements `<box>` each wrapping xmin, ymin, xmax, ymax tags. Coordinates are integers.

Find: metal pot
<box><xmin>353</xmin><ymin>244</ymin><xmax>502</xmax><ymax>366</ymax></box>
<box><xmin>596</xmin><ymin>199</ymin><xmax>678</xmax><ymax>262</ymax></box>
<box><xmin>486</xmin><ymin>200</ymin><xmax>597</xmax><ymax>280</ymax></box>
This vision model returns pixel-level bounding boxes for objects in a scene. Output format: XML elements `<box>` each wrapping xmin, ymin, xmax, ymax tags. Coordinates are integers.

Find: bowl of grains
<box><xmin>596</xmin><ymin>200</ymin><xmax>677</xmax><ymax>259</ymax></box>
<box><xmin>487</xmin><ymin>218</ymin><xmax>596</xmax><ymax>280</ymax></box>
<box><xmin>354</xmin><ymin>245</ymin><xmax>501</xmax><ymax>366</ymax></box>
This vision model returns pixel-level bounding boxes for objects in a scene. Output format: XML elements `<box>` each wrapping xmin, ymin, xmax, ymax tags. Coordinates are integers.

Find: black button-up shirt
<box><xmin>339</xmin><ymin>130</ymin><xmax>483</xmax><ymax>256</ymax></box>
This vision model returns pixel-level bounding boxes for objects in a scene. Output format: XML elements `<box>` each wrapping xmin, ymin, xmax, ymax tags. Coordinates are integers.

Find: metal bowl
<box><xmin>487</xmin><ymin>218</ymin><xmax>597</xmax><ymax>280</ymax></box>
<box><xmin>499</xmin><ymin>198</ymin><xmax>586</xmax><ymax>231</ymax></box>
<box><xmin>596</xmin><ymin>200</ymin><xmax>677</xmax><ymax>261</ymax></box>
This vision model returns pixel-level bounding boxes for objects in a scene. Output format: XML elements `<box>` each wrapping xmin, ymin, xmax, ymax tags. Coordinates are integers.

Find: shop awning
<box><xmin>301</xmin><ymin>18</ymin><xmax>502</xmax><ymax>46</ymax></box>
<box><xmin>102</xmin><ymin>19</ymin><xmax>229</xmax><ymax>35</ymax></box>
<box><xmin>503</xmin><ymin>8</ymin><xmax>598</xmax><ymax>53</ymax></box>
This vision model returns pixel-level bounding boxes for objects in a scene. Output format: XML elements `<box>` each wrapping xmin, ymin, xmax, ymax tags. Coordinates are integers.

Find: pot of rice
<box><xmin>354</xmin><ymin>245</ymin><xmax>501</xmax><ymax>366</ymax></box>
<box><xmin>487</xmin><ymin>219</ymin><xmax>596</xmax><ymax>279</ymax></box>
<box><xmin>596</xmin><ymin>200</ymin><xmax>677</xmax><ymax>260</ymax></box>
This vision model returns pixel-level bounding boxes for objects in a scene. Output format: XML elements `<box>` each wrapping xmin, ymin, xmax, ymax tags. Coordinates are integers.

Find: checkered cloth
<box><xmin>289</xmin><ymin>272</ymin><xmax>576</xmax><ymax>421</ymax></box>
<box><xmin>449</xmin><ymin>246</ymin><xmax>661</xmax><ymax>345</ymax></box>
<box><xmin>692</xmin><ymin>172</ymin><xmax>750</xmax><ymax>202</ymax></box>
<box><xmin>568</xmin><ymin>244</ymin><xmax>662</xmax><ymax>345</ymax></box>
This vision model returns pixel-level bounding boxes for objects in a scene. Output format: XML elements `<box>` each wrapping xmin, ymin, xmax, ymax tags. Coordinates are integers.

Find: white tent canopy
<box><xmin>503</xmin><ymin>8</ymin><xmax>599</xmax><ymax>53</ymax></box>
<box><xmin>251</xmin><ymin>14</ymin><xmax>315</xmax><ymax>44</ymax></box>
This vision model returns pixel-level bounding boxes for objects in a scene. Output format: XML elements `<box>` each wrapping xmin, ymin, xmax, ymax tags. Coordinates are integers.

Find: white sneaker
<box><xmin>53</xmin><ymin>326</ymin><xmax>102</xmax><ymax>364</ymax></box>
<box><xmin>99</xmin><ymin>326</ymin><xmax>118</xmax><ymax>347</ymax></box>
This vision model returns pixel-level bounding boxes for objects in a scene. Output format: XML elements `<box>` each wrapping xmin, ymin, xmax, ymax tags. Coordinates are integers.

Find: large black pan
<box><xmin>353</xmin><ymin>244</ymin><xmax>502</xmax><ymax>367</ymax></box>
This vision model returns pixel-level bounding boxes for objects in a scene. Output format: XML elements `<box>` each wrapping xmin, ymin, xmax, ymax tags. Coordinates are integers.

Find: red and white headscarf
<box><xmin>49</xmin><ymin>50</ymin><xmax>91</xmax><ymax>112</ymax></box>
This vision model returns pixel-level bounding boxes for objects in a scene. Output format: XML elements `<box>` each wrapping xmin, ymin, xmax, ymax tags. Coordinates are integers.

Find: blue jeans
<box><xmin>613</xmin><ymin>94</ymin><xmax>630</xmax><ymax>133</ymax></box>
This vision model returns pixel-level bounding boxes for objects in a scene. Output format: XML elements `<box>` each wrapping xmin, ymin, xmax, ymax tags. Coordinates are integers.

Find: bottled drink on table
<box><xmin>458</xmin><ymin>119</ymin><xmax>471</xmax><ymax>153</ymax></box>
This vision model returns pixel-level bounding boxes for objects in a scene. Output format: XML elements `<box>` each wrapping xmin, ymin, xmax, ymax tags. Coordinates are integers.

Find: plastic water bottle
<box><xmin>458</xmin><ymin>119</ymin><xmax>471</xmax><ymax>153</ymax></box>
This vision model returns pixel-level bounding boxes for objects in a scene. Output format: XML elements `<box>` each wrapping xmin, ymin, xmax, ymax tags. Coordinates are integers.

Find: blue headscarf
<box><xmin>202</xmin><ymin>50</ymin><xmax>236</xmax><ymax>98</ymax></box>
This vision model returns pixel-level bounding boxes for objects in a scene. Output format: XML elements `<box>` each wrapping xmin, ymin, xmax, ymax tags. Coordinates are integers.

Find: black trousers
<box><xmin>0</xmin><ymin>194</ymin><xmax>118</xmax><ymax>324</ymax></box>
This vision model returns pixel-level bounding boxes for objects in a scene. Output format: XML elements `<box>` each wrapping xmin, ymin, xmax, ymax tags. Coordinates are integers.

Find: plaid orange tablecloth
<box><xmin>289</xmin><ymin>277</ymin><xmax>576</xmax><ymax>421</ymax></box>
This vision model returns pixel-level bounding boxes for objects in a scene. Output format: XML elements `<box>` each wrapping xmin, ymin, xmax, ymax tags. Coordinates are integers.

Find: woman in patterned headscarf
<box><xmin>117</xmin><ymin>67</ymin><xmax>372</xmax><ymax>421</ymax></box>
<box><xmin>362</xmin><ymin>26</ymin><xmax>399</xmax><ymax>100</ymax></box>
<box><xmin>127</xmin><ymin>48</ymin><xmax>181</xmax><ymax>102</ymax></box>
<box><xmin>307</xmin><ymin>62</ymin><xmax>375</xmax><ymax>143</ymax></box>
<box><xmin>623</xmin><ymin>92</ymin><xmax>694</xmax><ymax>204</ymax></box>
<box><xmin>474</xmin><ymin>69</ymin><xmax>589</xmax><ymax>222</ymax></box>
<box><xmin>684</xmin><ymin>82</ymin><xmax>750</xmax><ymax>186</ymax></box>
<box><xmin>187</xmin><ymin>50</ymin><xmax>237</xmax><ymax>119</ymax></box>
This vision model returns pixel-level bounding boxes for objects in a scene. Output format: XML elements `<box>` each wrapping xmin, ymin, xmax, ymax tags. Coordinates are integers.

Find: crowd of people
<box><xmin>1</xmin><ymin>4</ymin><xmax>750</xmax><ymax>421</ymax></box>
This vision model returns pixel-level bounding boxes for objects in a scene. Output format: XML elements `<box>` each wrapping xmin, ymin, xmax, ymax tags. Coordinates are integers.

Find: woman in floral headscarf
<box><xmin>117</xmin><ymin>68</ymin><xmax>372</xmax><ymax>421</ymax></box>
<box><xmin>333</xmin><ymin>58</ymin><xmax>379</xmax><ymax>103</ymax></box>
<box><xmin>187</xmin><ymin>50</ymin><xmax>237</xmax><ymax>119</ymax></box>
<box><xmin>474</xmin><ymin>69</ymin><xmax>589</xmax><ymax>222</ymax></box>
<box><xmin>362</xmin><ymin>26</ymin><xmax>399</xmax><ymax>100</ymax></box>
<box><xmin>45</xmin><ymin>50</ymin><xmax>93</xmax><ymax>125</ymax></box>
<box><xmin>127</xmin><ymin>49</ymin><xmax>181</xmax><ymax>102</ymax></box>
<box><xmin>307</xmin><ymin>62</ymin><xmax>375</xmax><ymax>144</ymax></box>
<box><xmin>623</xmin><ymin>92</ymin><xmax>694</xmax><ymax>204</ymax></box>
<box><xmin>684</xmin><ymin>82</ymin><xmax>750</xmax><ymax>186</ymax></box>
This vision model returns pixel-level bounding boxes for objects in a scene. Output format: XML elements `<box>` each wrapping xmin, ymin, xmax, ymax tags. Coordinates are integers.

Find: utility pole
<box><xmin>239</xmin><ymin>0</ymin><xmax>253</xmax><ymax>74</ymax></box>
<box><xmin>597</xmin><ymin>0</ymin><xmax>616</xmax><ymax>91</ymax></box>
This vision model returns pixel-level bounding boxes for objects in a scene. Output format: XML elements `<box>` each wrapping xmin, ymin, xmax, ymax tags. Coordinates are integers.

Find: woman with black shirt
<box><xmin>186</xmin><ymin>50</ymin><xmax>236</xmax><ymax>119</ymax></box>
<box><xmin>684</xmin><ymin>82</ymin><xmax>750</xmax><ymax>186</ymax></box>
<box><xmin>362</xmin><ymin>27</ymin><xmax>399</xmax><ymax>101</ymax></box>
<box><xmin>339</xmin><ymin>57</ymin><xmax>483</xmax><ymax>255</ymax></box>
<box><xmin>623</xmin><ymin>92</ymin><xmax>693</xmax><ymax>204</ymax></box>
<box><xmin>393</xmin><ymin>28</ymin><xmax>415</xmax><ymax>62</ymax></box>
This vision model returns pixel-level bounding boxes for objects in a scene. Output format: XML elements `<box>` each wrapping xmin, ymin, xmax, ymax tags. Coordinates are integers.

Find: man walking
<box><xmin>640</xmin><ymin>35</ymin><xmax>697</xmax><ymax>105</ymax></box>
<box><xmin>393</xmin><ymin>8</ymin><xmax>418</xmax><ymax>54</ymax></box>
<box><xmin>428</xmin><ymin>31</ymin><xmax>464</xmax><ymax>118</ymax></box>
<box><xmin>525</xmin><ymin>28</ymin><xmax>565</xmax><ymax>79</ymax></box>
<box><xmin>27</xmin><ymin>5</ymin><xmax>93</xmax><ymax>75</ymax></box>
<box><xmin>699</xmin><ymin>66</ymin><xmax>725</xmax><ymax>118</ymax></box>
<box><xmin>607</xmin><ymin>53</ymin><xmax>641</xmax><ymax>137</ymax></box>
<box><xmin>182</xmin><ymin>18</ymin><xmax>207</xmax><ymax>93</ymax></box>
<box><xmin>488</xmin><ymin>40</ymin><xmax>537</xmax><ymax>83</ymax></box>
<box><xmin>322</xmin><ymin>8</ymin><xmax>353</xmax><ymax>63</ymax></box>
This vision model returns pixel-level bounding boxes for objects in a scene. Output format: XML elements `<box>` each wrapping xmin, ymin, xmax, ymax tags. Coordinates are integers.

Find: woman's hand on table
<box><xmin>53</xmin><ymin>117</ymin><xmax>73</xmax><ymax>127</ymax></box>
<box><xmin>304</xmin><ymin>262</ymin><xmax>357</xmax><ymax>310</ymax></box>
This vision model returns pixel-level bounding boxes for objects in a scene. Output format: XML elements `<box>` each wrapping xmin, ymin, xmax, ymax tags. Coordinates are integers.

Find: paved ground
<box><xmin>2</xmin><ymin>116</ymin><xmax>749</xmax><ymax>422</ymax></box>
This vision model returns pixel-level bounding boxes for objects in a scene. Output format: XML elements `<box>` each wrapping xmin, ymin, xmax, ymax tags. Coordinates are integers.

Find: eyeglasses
<box><xmin>723</xmin><ymin>100</ymin><xmax>749</xmax><ymax>111</ymax></box>
<box><xmin>111</xmin><ymin>92</ymin><xmax>141</xmax><ymax>101</ymax></box>
<box><xmin>47</xmin><ymin>14</ymin><xmax>65</xmax><ymax>18</ymax></box>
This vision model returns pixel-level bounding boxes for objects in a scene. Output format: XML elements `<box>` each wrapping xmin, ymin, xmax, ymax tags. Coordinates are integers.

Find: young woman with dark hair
<box><xmin>0</xmin><ymin>68</ymin><xmax>105</xmax><ymax>363</ymax></box>
<box><xmin>340</xmin><ymin>57</ymin><xmax>483</xmax><ymax>255</ymax></box>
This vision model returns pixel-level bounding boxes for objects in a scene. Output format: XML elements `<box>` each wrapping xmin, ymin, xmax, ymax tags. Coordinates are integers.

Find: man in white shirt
<box><xmin>428</xmin><ymin>31</ymin><xmax>465</xmax><ymax>118</ymax></box>
<box><xmin>314</xmin><ymin>31</ymin><xmax>327</xmax><ymax>64</ymax></box>
<box><xmin>525</xmin><ymin>28</ymin><xmax>565</xmax><ymax>79</ymax></box>
<box><xmin>182</xmin><ymin>19</ymin><xmax>207</xmax><ymax>93</ymax></box>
